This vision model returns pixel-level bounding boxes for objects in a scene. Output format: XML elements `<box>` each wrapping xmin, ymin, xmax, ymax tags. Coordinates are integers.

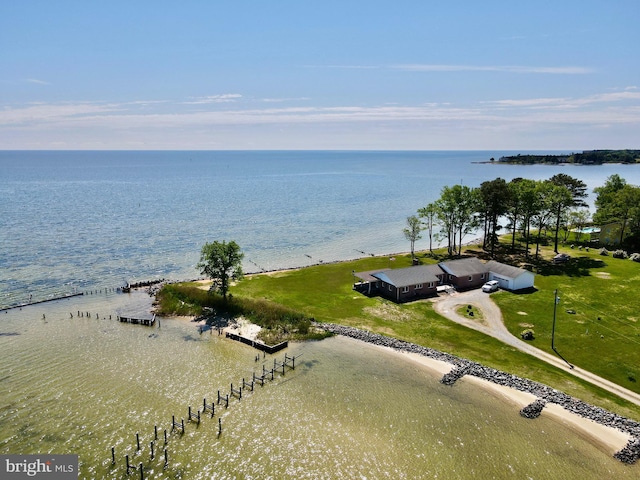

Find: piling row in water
<box><xmin>1</xmin><ymin>280</ymin><xmax>167</xmax><ymax>312</ymax></box>
<box><xmin>110</xmin><ymin>352</ymin><xmax>303</xmax><ymax>475</ymax></box>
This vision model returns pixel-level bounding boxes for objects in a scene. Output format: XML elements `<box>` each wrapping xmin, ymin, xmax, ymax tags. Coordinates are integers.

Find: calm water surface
<box><xmin>1</xmin><ymin>293</ymin><xmax>637</xmax><ymax>479</ymax></box>
<box><xmin>2</xmin><ymin>151</ymin><xmax>640</xmax><ymax>478</ymax></box>
<box><xmin>3</xmin><ymin>150</ymin><xmax>640</xmax><ymax>308</ymax></box>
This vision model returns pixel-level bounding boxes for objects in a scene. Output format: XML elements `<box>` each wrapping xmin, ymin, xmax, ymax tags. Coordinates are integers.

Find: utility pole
<box><xmin>551</xmin><ymin>289</ymin><xmax>574</xmax><ymax>369</ymax></box>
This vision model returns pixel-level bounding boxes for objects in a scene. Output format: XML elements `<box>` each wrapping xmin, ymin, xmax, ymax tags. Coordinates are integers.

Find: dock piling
<box><xmin>136</xmin><ymin>432</ymin><xmax>140</xmax><ymax>451</ymax></box>
<box><xmin>111</xmin><ymin>447</ymin><xmax>115</xmax><ymax>465</ymax></box>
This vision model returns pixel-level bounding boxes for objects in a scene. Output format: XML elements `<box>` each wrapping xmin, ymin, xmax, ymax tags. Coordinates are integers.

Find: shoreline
<box><xmin>395</xmin><ymin>347</ymin><xmax>631</xmax><ymax>455</ymax></box>
<box><xmin>316</xmin><ymin>322</ymin><xmax>640</xmax><ymax>464</ymax></box>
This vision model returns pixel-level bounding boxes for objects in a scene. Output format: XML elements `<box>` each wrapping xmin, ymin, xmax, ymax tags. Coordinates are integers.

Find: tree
<box><xmin>531</xmin><ymin>182</ymin><xmax>566</xmax><ymax>258</ymax></box>
<box><xmin>593</xmin><ymin>174</ymin><xmax>626</xmax><ymax>225</ymax></box>
<box><xmin>593</xmin><ymin>175</ymin><xmax>640</xmax><ymax>246</ymax></box>
<box><xmin>197</xmin><ymin>240</ymin><xmax>244</xmax><ymax>300</ymax></box>
<box><xmin>548</xmin><ymin>174</ymin><xmax>587</xmax><ymax>253</ymax></box>
<box><xmin>417</xmin><ymin>203</ymin><xmax>437</xmax><ymax>254</ymax></box>
<box><xmin>478</xmin><ymin>178</ymin><xmax>511</xmax><ymax>257</ymax></box>
<box><xmin>568</xmin><ymin>208</ymin><xmax>590</xmax><ymax>242</ymax></box>
<box><xmin>511</xmin><ymin>178</ymin><xmax>539</xmax><ymax>257</ymax></box>
<box><xmin>506</xmin><ymin>178</ymin><xmax>525</xmax><ymax>251</ymax></box>
<box><xmin>435</xmin><ymin>185</ymin><xmax>479</xmax><ymax>256</ymax></box>
<box><xmin>403</xmin><ymin>215</ymin><xmax>423</xmax><ymax>259</ymax></box>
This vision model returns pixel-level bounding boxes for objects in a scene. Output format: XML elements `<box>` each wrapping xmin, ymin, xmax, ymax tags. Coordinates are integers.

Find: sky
<box><xmin>1</xmin><ymin>1</ymin><xmax>639</xmax><ymax>150</ymax></box>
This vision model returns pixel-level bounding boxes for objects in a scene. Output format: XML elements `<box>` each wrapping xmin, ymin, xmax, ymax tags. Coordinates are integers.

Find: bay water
<box><xmin>2</xmin><ymin>151</ymin><xmax>640</xmax><ymax>478</ymax></box>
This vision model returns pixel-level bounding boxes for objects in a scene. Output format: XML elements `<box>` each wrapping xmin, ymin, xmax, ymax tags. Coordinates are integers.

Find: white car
<box><xmin>482</xmin><ymin>280</ymin><xmax>499</xmax><ymax>293</ymax></box>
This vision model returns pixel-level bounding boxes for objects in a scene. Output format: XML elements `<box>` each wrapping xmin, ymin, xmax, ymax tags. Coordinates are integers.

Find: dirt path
<box><xmin>432</xmin><ymin>289</ymin><xmax>640</xmax><ymax>407</ymax></box>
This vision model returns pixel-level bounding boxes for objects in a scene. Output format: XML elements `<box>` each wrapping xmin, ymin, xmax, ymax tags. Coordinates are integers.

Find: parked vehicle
<box><xmin>482</xmin><ymin>280</ymin><xmax>499</xmax><ymax>292</ymax></box>
<box><xmin>553</xmin><ymin>253</ymin><xmax>570</xmax><ymax>264</ymax></box>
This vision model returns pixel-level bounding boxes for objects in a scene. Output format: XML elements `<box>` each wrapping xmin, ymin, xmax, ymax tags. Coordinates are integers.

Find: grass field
<box><xmin>232</xmin><ymin>240</ymin><xmax>640</xmax><ymax>421</ymax></box>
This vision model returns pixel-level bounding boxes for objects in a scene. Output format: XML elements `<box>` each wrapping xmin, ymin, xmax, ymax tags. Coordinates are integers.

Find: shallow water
<box><xmin>3</xmin><ymin>151</ymin><xmax>640</xmax><ymax>478</ymax></box>
<box><xmin>0</xmin><ymin>293</ymin><xmax>637</xmax><ymax>479</ymax></box>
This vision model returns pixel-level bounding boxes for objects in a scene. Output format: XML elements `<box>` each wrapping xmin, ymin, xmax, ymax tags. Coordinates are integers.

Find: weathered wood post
<box><xmin>218</xmin><ymin>417</ymin><xmax>222</xmax><ymax>437</ymax></box>
<box><xmin>111</xmin><ymin>446</ymin><xmax>115</xmax><ymax>465</ymax></box>
<box><xmin>154</xmin><ymin>425</ymin><xmax>158</xmax><ymax>441</ymax></box>
<box><xmin>150</xmin><ymin>441</ymin><xmax>154</xmax><ymax>460</ymax></box>
<box><xmin>139</xmin><ymin>462</ymin><xmax>143</xmax><ymax>480</ymax></box>
<box><xmin>136</xmin><ymin>432</ymin><xmax>140</xmax><ymax>451</ymax></box>
<box><xmin>164</xmin><ymin>449</ymin><xmax>168</xmax><ymax>469</ymax></box>
<box><xmin>164</xmin><ymin>429</ymin><xmax>168</xmax><ymax>444</ymax></box>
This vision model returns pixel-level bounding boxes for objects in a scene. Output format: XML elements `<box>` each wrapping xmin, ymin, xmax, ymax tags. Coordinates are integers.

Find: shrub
<box><xmin>599</xmin><ymin>247</ymin><xmax>609</xmax><ymax>256</ymax></box>
<box><xmin>520</xmin><ymin>329</ymin><xmax>535</xmax><ymax>340</ymax></box>
<box><xmin>612</xmin><ymin>249</ymin><xmax>628</xmax><ymax>259</ymax></box>
<box><xmin>630</xmin><ymin>253</ymin><xmax>640</xmax><ymax>262</ymax></box>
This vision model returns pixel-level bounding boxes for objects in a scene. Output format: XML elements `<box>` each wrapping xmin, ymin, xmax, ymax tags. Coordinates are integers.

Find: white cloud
<box><xmin>392</xmin><ymin>64</ymin><xmax>593</xmax><ymax>74</ymax></box>
<box><xmin>26</xmin><ymin>78</ymin><xmax>51</xmax><ymax>85</ymax></box>
<box><xmin>182</xmin><ymin>94</ymin><xmax>242</xmax><ymax>104</ymax></box>
<box><xmin>2</xmin><ymin>88</ymin><xmax>639</xmax><ymax>150</ymax></box>
<box><xmin>307</xmin><ymin>64</ymin><xmax>593</xmax><ymax>74</ymax></box>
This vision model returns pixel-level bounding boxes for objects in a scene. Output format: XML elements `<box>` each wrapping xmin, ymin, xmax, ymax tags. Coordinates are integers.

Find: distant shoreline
<box><xmin>492</xmin><ymin>150</ymin><xmax>640</xmax><ymax>165</ymax></box>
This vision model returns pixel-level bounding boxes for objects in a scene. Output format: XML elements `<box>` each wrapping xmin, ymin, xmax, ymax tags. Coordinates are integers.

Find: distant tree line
<box><xmin>405</xmin><ymin>173</ymin><xmax>640</xmax><ymax>258</ymax></box>
<box><xmin>497</xmin><ymin>150</ymin><xmax>640</xmax><ymax>165</ymax></box>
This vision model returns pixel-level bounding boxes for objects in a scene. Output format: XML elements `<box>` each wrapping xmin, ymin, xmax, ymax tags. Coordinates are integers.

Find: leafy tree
<box><xmin>403</xmin><ymin>215</ymin><xmax>423</xmax><ymax>259</ymax></box>
<box><xmin>548</xmin><ymin>174</ymin><xmax>587</xmax><ymax>253</ymax></box>
<box><xmin>197</xmin><ymin>240</ymin><xmax>244</xmax><ymax>300</ymax></box>
<box><xmin>511</xmin><ymin>178</ymin><xmax>539</xmax><ymax>257</ymax></box>
<box><xmin>478</xmin><ymin>178</ymin><xmax>511</xmax><ymax>257</ymax></box>
<box><xmin>435</xmin><ymin>185</ymin><xmax>479</xmax><ymax>256</ymax></box>
<box><xmin>593</xmin><ymin>174</ymin><xmax>626</xmax><ymax>225</ymax></box>
<box><xmin>568</xmin><ymin>208</ymin><xmax>590</xmax><ymax>242</ymax></box>
<box><xmin>593</xmin><ymin>175</ymin><xmax>640</xmax><ymax>246</ymax></box>
<box><xmin>417</xmin><ymin>203</ymin><xmax>437</xmax><ymax>254</ymax></box>
<box><xmin>506</xmin><ymin>178</ymin><xmax>525</xmax><ymax>251</ymax></box>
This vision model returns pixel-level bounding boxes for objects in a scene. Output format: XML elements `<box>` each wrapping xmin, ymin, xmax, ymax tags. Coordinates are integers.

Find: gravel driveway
<box><xmin>431</xmin><ymin>289</ymin><xmax>640</xmax><ymax>406</ymax></box>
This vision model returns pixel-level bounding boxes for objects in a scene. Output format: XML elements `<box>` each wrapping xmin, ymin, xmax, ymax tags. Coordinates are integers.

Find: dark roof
<box><xmin>372</xmin><ymin>264</ymin><xmax>443</xmax><ymax>287</ymax></box>
<box><xmin>438</xmin><ymin>257</ymin><xmax>487</xmax><ymax>277</ymax></box>
<box><xmin>485</xmin><ymin>260</ymin><xmax>530</xmax><ymax>279</ymax></box>
<box><xmin>354</xmin><ymin>269</ymin><xmax>391</xmax><ymax>283</ymax></box>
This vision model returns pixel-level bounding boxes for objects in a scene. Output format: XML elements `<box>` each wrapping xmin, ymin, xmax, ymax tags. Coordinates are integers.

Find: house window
<box><xmin>415</xmin><ymin>284</ymin><xmax>423</xmax><ymax>289</ymax></box>
<box><xmin>481</xmin><ymin>273</ymin><xmax>485</xmax><ymax>279</ymax></box>
<box><xmin>389</xmin><ymin>285</ymin><xmax>393</xmax><ymax>292</ymax></box>
<box><xmin>449</xmin><ymin>274</ymin><xmax>453</xmax><ymax>280</ymax></box>
<box><xmin>429</xmin><ymin>281</ymin><xmax>434</xmax><ymax>288</ymax></box>
<box><xmin>402</xmin><ymin>286</ymin><xmax>409</xmax><ymax>293</ymax></box>
<box><xmin>468</xmin><ymin>275</ymin><xmax>473</xmax><ymax>281</ymax></box>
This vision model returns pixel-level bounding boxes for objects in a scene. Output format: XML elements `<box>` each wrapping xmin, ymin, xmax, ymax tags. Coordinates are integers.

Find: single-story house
<box><xmin>438</xmin><ymin>257</ymin><xmax>488</xmax><ymax>291</ymax></box>
<box><xmin>353</xmin><ymin>256</ymin><xmax>535</xmax><ymax>303</ymax></box>
<box><xmin>485</xmin><ymin>260</ymin><xmax>535</xmax><ymax>291</ymax></box>
<box><xmin>354</xmin><ymin>264</ymin><xmax>445</xmax><ymax>302</ymax></box>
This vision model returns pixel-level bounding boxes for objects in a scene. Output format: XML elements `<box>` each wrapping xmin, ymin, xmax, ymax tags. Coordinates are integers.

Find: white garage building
<box><xmin>485</xmin><ymin>260</ymin><xmax>535</xmax><ymax>291</ymax></box>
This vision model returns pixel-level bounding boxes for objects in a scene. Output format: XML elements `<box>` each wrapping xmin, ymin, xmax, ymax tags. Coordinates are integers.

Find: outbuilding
<box><xmin>485</xmin><ymin>260</ymin><xmax>535</xmax><ymax>291</ymax></box>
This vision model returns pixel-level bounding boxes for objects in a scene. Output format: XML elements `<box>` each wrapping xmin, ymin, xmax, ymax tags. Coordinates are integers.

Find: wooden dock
<box><xmin>225</xmin><ymin>331</ymin><xmax>288</xmax><ymax>354</ymax></box>
<box><xmin>117</xmin><ymin>313</ymin><xmax>156</xmax><ymax>326</ymax></box>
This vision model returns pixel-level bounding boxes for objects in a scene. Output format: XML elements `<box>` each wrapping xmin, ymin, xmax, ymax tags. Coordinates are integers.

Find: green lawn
<box><xmin>495</xmin><ymin>245</ymin><xmax>640</xmax><ymax>395</ymax></box>
<box><xmin>233</xmin><ymin>244</ymin><xmax>640</xmax><ymax>421</ymax></box>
